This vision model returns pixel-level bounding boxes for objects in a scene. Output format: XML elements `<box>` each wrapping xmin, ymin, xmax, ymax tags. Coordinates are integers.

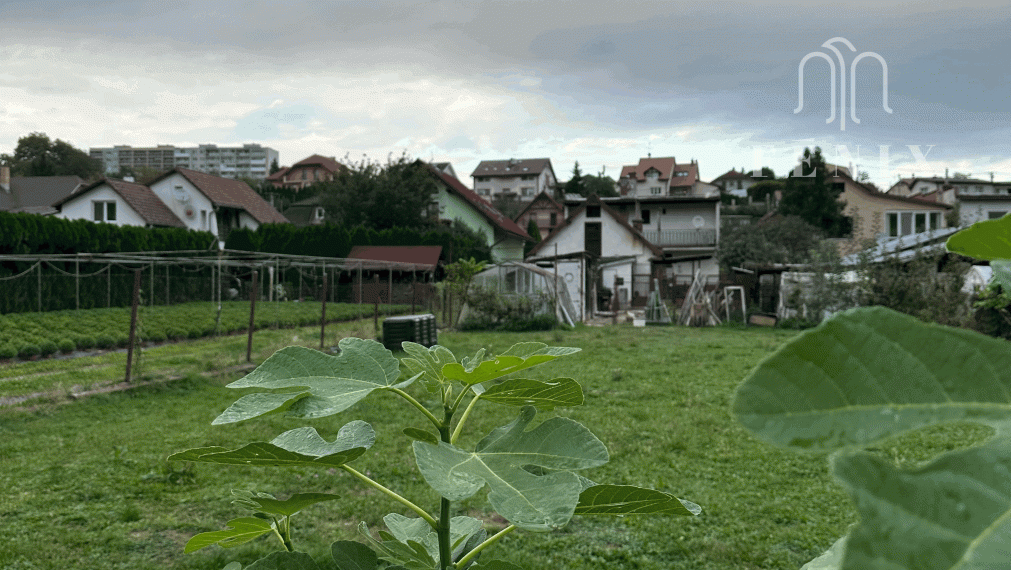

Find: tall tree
<box><xmin>564</xmin><ymin>161</ymin><xmax>585</xmax><ymax>196</ymax></box>
<box><xmin>9</xmin><ymin>132</ymin><xmax>102</xmax><ymax>179</ymax></box>
<box><xmin>320</xmin><ymin>153</ymin><xmax>439</xmax><ymax>231</ymax></box>
<box><xmin>780</xmin><ymin>147</ymin><xmax>851</xmax><ymax>238</ymax></box>
<box><xmin>269</xmin><ymin>158</ymin><xmax>281</xmax><ymax>174</ymax></box>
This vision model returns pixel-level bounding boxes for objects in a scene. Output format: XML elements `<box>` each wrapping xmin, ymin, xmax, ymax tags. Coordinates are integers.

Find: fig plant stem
<box><xmin>340</xmin><ymin>465</ymin><xmax>437</xmax><ymax>527</ymax></box>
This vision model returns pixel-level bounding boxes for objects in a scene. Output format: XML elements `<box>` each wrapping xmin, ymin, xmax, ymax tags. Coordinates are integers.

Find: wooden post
<box><xmin>165</xmin><ymin>264</ymin><xmax>170</xmax><ymax>306</ymax></box>
<box><xmin>299</xmin><ymin>268</ymin><xmax>303</xmax><ymax>301</ymax></box>
<box><xmin>125</xmin><ymin>269</ymin><xmax>142</xmax><ymax>383</ymax></box>
<box><xmin>37</xmin><ymin>262</ymin><xmax>41</xmax><ymax>312</ymax></box>
<box><xmin>387</xmin><ymin>266</ymin><xmax>393</xmax><ymax>308</ymax></box>
<box><xmin>150</xmin><ymin>262</ymin><xmax>154</xmax><ymax>306</ymax></box>
<box><xmin>319</xmin><ymin>271</ymin><xmax>328</xmax><ymax>349</ymax></box>
<box><xmin>75</xmin><ymin>256</ymin><xmax>80</xmax><ymax>311</ymax></box>
<box><xmin>373</xmin><ymin>274</ymin><xmax>380</xmax><ymax>339</ymax></box>
<box><xmin>411</xmin><ymin>265</ymin><xmax>417</xmax><ymax>314</ymax></box>
<box><xmin>246</xmin><ymin>270</ymin><xmax>257</xmax><ymax>363</ymax></box>
<box><xmin>357</xmin><ymin>263</ymin><xmax>363</xmax><ymax>304</ymax></box>
<box><xmin>107</xmin><ymin>264</ymin><xmax>112</xmax><ymax>308</ymax></box>
<box><xmin>611</xmin><ymin>273</ymin><xmax>619</xmax><ymax>325</ymax></box>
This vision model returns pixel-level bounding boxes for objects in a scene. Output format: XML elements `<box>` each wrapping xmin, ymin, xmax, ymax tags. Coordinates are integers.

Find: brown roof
<box><xmin>156</xmin><ymin>168</ymin><xmax>289</xmax><ymax>224</ymax></box>
<box><xmin>347</xmin><ymin>246</ymin><xmax>442</xmax><ymax>268</ymax></box>
<box><xmin>619</xmin><ymin>157</ymin><xmax>677</xmax><ymax>182</ymax></box>
<box><xmin>471</xmin><ymin>158</ymin><xmax>554</xmax><ymax>179</ymax></box>
<box><xmin>670</xmin><ymin>162</ymin><xmax>699</xmax><ymax>187</ymax></box>
<box><xmin>834</xmin><ymin>171</ymin><xmax>952</xmax><ymax>209</ymax></box>
<box><xmin>54</xmin><ymin>178</ymin><xmax>186</xmax><ymax>228</ymax></box>
<box><xmin>514</xmin><ymin>191</ymin><xmax>563</xmax><ymax>221</ymax></box>
<box><xmin>291</xmin><ymin>154</ymin><xmax>345</xmax><ymax>173</ymax></box>
<box><xmin>267</xmin><ymin>167</ymin><xmax>290</xmax><ymax>181</ymax></box>
<box><xmin>527</xmin><ymin>195</ymin><xmax>664</xmax><ymax>258</ymax></box>
<box><xmin>427</xmin><ymin>164</ymin><xmax>530</xmax><ymax>241</ymax></box>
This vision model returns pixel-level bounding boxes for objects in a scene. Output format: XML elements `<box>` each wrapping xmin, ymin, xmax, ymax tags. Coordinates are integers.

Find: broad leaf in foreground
<box><xmin>945</xmin><ymin>215</ymin><xmax>1011</xmax><ymax>261</ymax></box>
<box><xmin>733</xmin><ymin>306</ymin><xmax>1011</xmax><ymax>451</ymax></box>
<box><xmin>575</xmin><ymin>484</ymin><xmax>701</xmax><ymax>516</ymax></box>
<box><xmin>442</xmin><ymin>343</ymin><xmax>580</xmax><ymax>385</ymax></box>
<box><xmin>168</xmin><ymin>421</ymin><xmax>375</xmax><ymax>468</ymax></box>
<box><xmin>330</xmin><ymin>540</ymin><xmax>379</xmax><ymax>570</ymax></box>
<box><xmin>477</xmin><ymin>377</ymin><xmax>583</xmax><ymax>410</ymax></box>
<box><xmin>413</xmin><ymin>406</ymin><xmax>608</xmax><ymax>531</ymax></box>
<box><xmin>214</xmin><ymin>339</ymin><xmax>415</xmax><ymax>424</ymax></box>
<box><xmin>185</xmin><ymin>517</ymin><xmax>274</xmax><ymax>553</ymax></box>
<box><xmin>231</xmin><ymin>490</ymin><xmax>342</xmax><ymax>517</ymax></box>
<box><xmin>833</xmin><ymin>439</ymin><xmax>1011</xmax><ymax>570</ymax></box>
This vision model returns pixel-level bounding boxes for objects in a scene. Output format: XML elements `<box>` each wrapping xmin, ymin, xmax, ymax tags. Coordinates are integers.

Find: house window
<box><xmin>93</xmin><ymin>201</ymin><xmax>116</xmax><ymax>222</ymax></box>
<box><xmin>301</xmin><ymin>169</ymin><xmax>307</xmax><ymax>180</ymax></box>
<box><xmin>886</xmin><ymin>210</ymin><xmax>942</xmax><ymax>237</ymax></box>
<box><xmin>650</xmin><ymin>187</ymin><xmax>662</xmax><ymax>195</ymax></box>
<box><xmin>201</xmin><ymin>210</ymin><xmax>208</xmax><ymax>229</ymax></box>
<box><xmin>586</xmin><ymin>205</ymin><xmax>601</xmax><ymax>218</ymax></box>
<box><xmin>930</xmin><ymin>212</ymin><xmax>941</xmax><ymax>229</ymax></box>
<box><xmin>915</xmin><ymin>212</ymin><xmax>926</xmax><ymax>233</ymax></box>
<box><xmin>478</xmin><ymin>188</ymin><xmax>490</xmax><ymax>196</ymax></box>
<box><xmin>550</xmin><ymin>212</ymin><xmax>557</xmax><ymax>226</ymax></box>
<box><xmin>641</xmin><ymin>209</ymin><xmax>651</xmax><ymax>224</ymax></box>
<box><xmin>989</xmin><ymin>211</ymin><xmax>1007</xmax><ymax>220</ymax></box>
<box><xmin>315</xmin><ymin>207</ymin><xmax>325</xmax><ymax>221</ymax></box>
<box><xmin>521</xmin><ymin>187</ymin><xmax>534</xmax><ymax>197</ymax></box>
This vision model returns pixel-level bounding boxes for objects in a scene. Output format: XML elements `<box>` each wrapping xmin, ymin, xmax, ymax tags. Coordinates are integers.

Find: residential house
<box><xmin>282</xmin><ymin>195</ymin><xmax>328</xmax><ymax>227</ymax></box>
<box><xmin>52</xmin><ymin>177</ymin><xmax>186</xmax><ymax>229</ymax></box>
<box><xmin>886</xmin><ymin>172</ymin><xmax>1011</xmax><ymax>226</ymax></box>
<box><xmin>617</xmin><ymin>156</ymin><xmax>720</xmax><ymax>198</ymax></box>
<box><xmin>0</xmin><ymin>166</ymin><xmax>85</xmax><ymax>215</ymax></box>
<box><xmin>527</xmin><ymin>195</ymin><xmax>664</xmax><ymax>312</ymax></box>
<box><xmin>431</xmin><ymin>162</ymin><xmax>457</xmax><ymax>180</ymax></box>
<box><xmin>268</xmin><ymin>154</ymin><xmax>345</xmax><ymax>191</ymax></box>
<box><xmin>471</xmin><ymin>158</ymin><xmax>557</xmax><ymax>201</ymax></box>
<box><xmin>426</xmin><ymin>164</ymin><xmax>531</xmax><ymax>262</ymax></box>
<box><xmin>514</xmin><ymin>191</ymin><xmax>564</xmax><ymax>239</ymax></box>
<box><xmin>958</xmin><ymin>194</ymin><xmax>1011</xmax><ymax>226</ymax></box>
<box><xmin>710</xmin><ymin>168</ymin><xmax>766</xmax><ymax>198</ymax></box>
<box><xmin>147</xmin><ymin>168</ymin><xmax>288</xmax><ymax>238</ymax></box>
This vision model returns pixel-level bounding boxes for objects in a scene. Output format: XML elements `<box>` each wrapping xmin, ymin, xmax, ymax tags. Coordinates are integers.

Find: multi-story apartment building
<box><xmin>89</xmin><ymin>144</ymin><xmax>279</xmax><ymax>180</ymax></box>
<box><xmin>471</xmin><ymin>158</ymin><xmax>557</xmax><ymax>200</ymax></box>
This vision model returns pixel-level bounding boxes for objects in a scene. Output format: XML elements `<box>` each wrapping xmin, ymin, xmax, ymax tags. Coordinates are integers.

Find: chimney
<box><xmin>0</xmin><ymin>165</ymin><xmax>9</xmax><ymax>192</ymax></box>
<box><xmin>944</xmin><ymin>168</ymin><xmax>949</xmax><ymax>184</ymax></box>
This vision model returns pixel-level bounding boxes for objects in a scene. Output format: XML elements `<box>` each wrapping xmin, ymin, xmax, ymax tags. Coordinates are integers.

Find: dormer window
<box><xmin>315</xmin><ymin>207</ymin><xmax>325</xmax><ymax>220</ymax></box>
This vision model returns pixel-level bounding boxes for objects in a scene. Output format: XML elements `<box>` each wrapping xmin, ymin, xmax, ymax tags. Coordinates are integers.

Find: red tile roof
<box><xmin>267</xmin><ymin>167</ymin><xmax>290</xmax><ymax>182</ymax></box>
<box><xmin>158</xmin><ymin>168</ymin><xmax>289</xmax><ymax>224</ymax></box>
<box><xmin>619</xmin><ymin>157</ymin><xmax>677</xmax><ymax>182</ymax></box>
<box><xmin>54</xmin><ymin>178</ymin><xmax>186</xmax><ymax>228</ymax></box>
<box><xmin>427</xmin><ymin>164</ymin><xmax>531</xmax><ymax>241</ymax></box>
<box><xmin>347</xmin><ymin>245</ymin><xmax>442</xmax><ymax>268</ymax></box>
<box><xmin>670</xmin><ymin>162</ymin><xmax>699</xmax><ymax>187</ymax></box>
<box><xmin>292</xmin><ymin>154</ymin><xmax>345</xmax><ymax>173</ymax></box>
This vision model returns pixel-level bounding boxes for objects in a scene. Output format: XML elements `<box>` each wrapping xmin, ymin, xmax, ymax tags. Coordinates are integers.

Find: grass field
<box><xmin>0</xmin><ymin>322</ymin><xmax>992</xmax><ymax>569</ymax></box>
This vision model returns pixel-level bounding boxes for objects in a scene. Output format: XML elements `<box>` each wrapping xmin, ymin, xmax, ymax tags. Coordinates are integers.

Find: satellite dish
<box><xmin>692</xmin><ymin>216</ymin><xmax>705</xmax><ymax>228</ymax></box>
<box><xmin>184</xmin><ymin>206</ymin><xmax>196</xmax><ymax>219</ymax></box>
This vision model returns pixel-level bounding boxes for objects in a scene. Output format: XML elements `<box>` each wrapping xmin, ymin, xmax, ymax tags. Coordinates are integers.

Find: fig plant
<box><xmin>171</xmin><ymin>340</ymin><xmax>700</xmax><ymax>569</ymax></box>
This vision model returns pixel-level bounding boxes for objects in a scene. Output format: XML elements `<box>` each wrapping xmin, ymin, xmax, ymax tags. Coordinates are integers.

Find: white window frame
<box><xmin>93</xmin><ymin>200</ymin><xmax>117</xmax><ymax>222</ymax></box>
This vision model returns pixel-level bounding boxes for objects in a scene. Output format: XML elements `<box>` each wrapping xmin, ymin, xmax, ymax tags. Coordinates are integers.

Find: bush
<box><xmin>38</xmin><ymin>340</ymin><xmax>58</xmax><ymax>357</ymax></box>
<box><xmin>76</xmin><ymin>336</ymin><xmax>96</xmax><ymax>350</ymax></box>
<box><xmin>95</xmin><ymin>335</ymin><xmax>115</xmax><ymax>349</ymax></box>
<box><xmin>0</xmin><ymin>343</ymin><xmax>17</xmax><ymax>360</ymax></box>
<box><xmin>18</xmin><ymin>343</ymin><xmax>40</xmax><ymax>359</ymax></box>
<box><xmin>145</xmin><ymin>329</ymin><xmax>167</xmax><ymax>343</ymax></box>
<box><xmin>58</xmin><ymin>339</ymin><xmax>76</xmax><ymax>354</ymax></box>
<box><xmin>460</xmin><ymin>286</ymin><xmax>558</xmax><ymax>332</ymax></box>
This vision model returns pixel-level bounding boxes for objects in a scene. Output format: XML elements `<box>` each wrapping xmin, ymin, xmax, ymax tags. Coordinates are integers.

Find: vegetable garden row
<box><xmin>0</xmin><ymin>301</ymin><xmax>411</xmax><ymax>360</ymax></box>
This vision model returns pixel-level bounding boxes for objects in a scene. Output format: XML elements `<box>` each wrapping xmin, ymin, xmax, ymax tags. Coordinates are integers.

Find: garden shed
<box><xmin>467</xmin><ymin>261</ymin><xmax>578</xmax><ymax>326</ymax></box>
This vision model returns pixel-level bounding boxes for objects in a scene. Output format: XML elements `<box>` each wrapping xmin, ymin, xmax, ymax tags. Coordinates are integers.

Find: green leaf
<box><xmin>330</xmin><ymin>540</ymin><xmax>379</xmax><ymax>570</ymax></box>
<box><xmin>800</xmin><ymin>533</ymin><xmax>848</xmax><ymax>570</ymax></box>
<box><xmin>733</xmin><ymin>307</ymin><xmax>1011</xmax><ymax>451</ymax></box>
<box><xmin>945</xmin><ymin>215</ymin><xmax>1011</xmax><ymax>260</ymax></box>
<box><xmin>184</xmin><ymin>517</ymin><xmax>274</xmax><ymax>553</ymax></box>
<box><xmin>413</xmin><ymin>406</ymin><xmax>608</xmax><ymax>531</ymax></box>
<box><xmin>231</xmin><ymin>490</ymin><xmax>342</xmax><ymax>517</ymax></box>
<box><xmin>574</xmin><ymin>484</ymin><xmax>701</xmax><ymax>516</ymax></box>
<box><xmin>991</xmin><ymin>259</ymin><xmax>1011</xmax><ymax>291</ymax></box>
<box><xmin>470</xmin><ymin>562</ymin><xmax>524</xmax><ymax>570</ymax></box>
<box><xmin>381</xmin><ymin>513</ymin><xmax>484</xmax><ymax>564</ymax></box>
<box><xmin>403</xmin><ymin>428</ymin><xmax>439</xmax><ymax>446</ymax></box>
<box><xmin>442</xmin><ymin>343</ymin><xmax>580</xmax><ymax>385</ymax></box>
<box><xmin>244</xmin><ymin>551</ymin><xmax>321</xmax><ymax>570</ymax></box>
<box><xmin>832</xmin><ymin>439</ymin><xmax>1011</xmax><ymax>570</ymax></box>
<box><xmin>480</xmin><ymin>377</ymin><xmax>583</xmax><ymax>410</ymax></box>
<box><xmin>214</xmin><ymin>339</ymin><xmax>412</xmax><ymax>424</ymax></box>
<box><xmin>168</xmin><ymin>421</ymin><xmax>374</xmax><ymax>468</ymax></box>
<box><xmin>358</xmin><ymin>522</ymin><xmax>438</xmax><ymax>570</ymax></box>
<box><xmin>401</xmin><ymin>342</ymin><xmax>456</xmax><ymax>392</ymax></box>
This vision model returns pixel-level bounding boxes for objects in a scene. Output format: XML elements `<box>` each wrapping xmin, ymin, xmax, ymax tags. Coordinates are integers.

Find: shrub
<box><xmin>58</xmin><ymin>339</ymin><xmax>76</xmax><ymax>354</ymax></box>
<box><xmin>38</xmin><ymin>340</ymin><xmax>58</xmax><ymax>357</ymax></box>
<box><xmin>145</xmin><ymin>329</ymin><xmax>167</xmax><ymax>343</ymax></box>
<box><xmin>18</xmin><ymin>343</ymin><xmax>40</xmax><ymax>359</ymax></box>
<box><xmin>95</xmin><ymin>335</ymin><xmax>115</xmax><ymax>349</ymax></box>
<box><xmin>76</xmin><ymin>336</ymin><xmax>96</xmax><ymax>350</ymax></box>
<box><xmin>0</xmin><ymin>343</ymin><xmax>17</xmax><ymax>360</ymax></box>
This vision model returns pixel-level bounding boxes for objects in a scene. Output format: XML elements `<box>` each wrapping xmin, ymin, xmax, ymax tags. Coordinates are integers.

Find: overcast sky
<box><xmin>2</xmin><ymin>0</ymin><xmax>1009</xmax><ymax>189</ymax></box>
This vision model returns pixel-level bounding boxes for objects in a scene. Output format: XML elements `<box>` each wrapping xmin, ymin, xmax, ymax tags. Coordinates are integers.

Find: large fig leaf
<box><xmin>401</xmin><ymin>342</ymin><xmax>457</xmax><ymax>392</ymax></box>
<box><xmin>184</xmin><ymin>517</ymin><xmax>274</xmax><ymax>553</ymax></box>
<box><xmin>413</xmin><ymin>406</ymin><xmax>608</xmax><ymax>531</ymax></box>
<box><xmin>575</xmin><ymin>484</ymin><xmax>701</xmax><ymax>516</ymax></box>
<box><xmin>733</xmin><ymin>307</ymin><xmax>1011</xmax><ymax>451</ymax></box>
<box><xmin>358</xmin><ymin>522</ymin><xmax>437</xmax><ymax>570</ymax></box>
<box><xmin>441</xmin><ymin>343</ymin><xmax>580</xmax><ymax>385</ymax></box>
<box><xmin>945</xmin><ymin>215</ymin><xmax>1011</xmax><ymax>261</ymax></box>
<box><xmin>214</xmin><ymin>339</ymin><xmax>415</xmax><ymax>424</ymax></box>
<box><xmin>231</xmin><ymin>490</ymin><xmax>342</xmax><ymax>518</ymax></box>
<box><xmin>330</xmin><ymin>540</ymin><xmax>379</xmax><ymax>570</ymax></box>
<box><xmin>168</xmin><ymin>421</ymin><xmax>374</xmax><ymax>468</ymax></box>
<box><xmin>478</xmin><ymin>377</ymin><xmax>583</xmax><ymax>410</ymax></box>
<box><xmin>832</xmin><ymin>439</ymin><xmax>1011</xmax><ymax>570</ymax></box>
<box><xmin>381</xmin><ymin>513</ymin><xmax>484</xmax><ymax>565</ymax></box>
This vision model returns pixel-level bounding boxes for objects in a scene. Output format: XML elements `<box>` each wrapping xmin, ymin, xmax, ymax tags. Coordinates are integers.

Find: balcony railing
<box><xmin>642</xmin><ymin>228</ymin><xmax>717</xmax><ymax>247</ymax></box>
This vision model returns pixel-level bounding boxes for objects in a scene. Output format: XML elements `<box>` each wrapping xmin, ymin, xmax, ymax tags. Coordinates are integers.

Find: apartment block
<box><xmin>89</xmin><ymin>144</ymin><xmax>279</xmax><ymax>180</ymax></box>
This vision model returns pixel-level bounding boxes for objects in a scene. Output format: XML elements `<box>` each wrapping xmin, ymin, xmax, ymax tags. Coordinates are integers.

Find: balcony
<box><xmin>643</xmin><ymin>228</ymin><xmax>717</xmax><ymax>247</ymax></box>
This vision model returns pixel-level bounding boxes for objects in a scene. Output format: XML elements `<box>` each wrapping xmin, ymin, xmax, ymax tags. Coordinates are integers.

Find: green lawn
<box><xmin>0</xmin><ymin>323</ymin><xmax>988</xmax><ymax>569</ymax></box>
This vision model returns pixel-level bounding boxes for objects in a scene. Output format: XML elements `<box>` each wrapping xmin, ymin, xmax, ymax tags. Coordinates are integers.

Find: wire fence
<box><xmin>0</xmin><ymin>250</ymin><xmax>440</xmax><ymax>316</ymax></box>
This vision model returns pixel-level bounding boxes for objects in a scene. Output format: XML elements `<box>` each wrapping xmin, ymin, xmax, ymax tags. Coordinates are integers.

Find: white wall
<box><xmin>536</xmin><ymin>208</ymin><xmax>654</xmax><ymax>269</ymax></box>
<box><xmin>961</xmin><ymin>201</ymin><xmax>1011</xmax><ymax>226</ymax></box>
<box><xmin>56</xmin><ymin>185</ymin><xmax>147</xmax><ymax>227</ymax></box>
<box><xmin>149</xmin><ymin>173</ymin><xmax>219</xmax><ymax>234</ymax></box>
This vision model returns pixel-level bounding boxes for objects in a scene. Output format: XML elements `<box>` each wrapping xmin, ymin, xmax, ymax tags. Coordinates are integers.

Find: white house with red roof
<box><xmin>53</xmin><ymin>178</ymin><xmax>187</xmax><ymax>228</ymax></box>
<box><xmin>710</xmin><ymin>168</ymin><xmax>766</xmax><ymax>198</ymax></box>
<box><xmin>426</xmin><ymin>163</ymin><xmax>531</xmax><ymax>262</ymax></box>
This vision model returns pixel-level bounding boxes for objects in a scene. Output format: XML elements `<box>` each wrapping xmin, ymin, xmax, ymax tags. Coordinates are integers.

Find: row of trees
<box><xmin>0</xmin><ymin>133</ymin><xmax>103</xmax><ymax>179</ymax></box>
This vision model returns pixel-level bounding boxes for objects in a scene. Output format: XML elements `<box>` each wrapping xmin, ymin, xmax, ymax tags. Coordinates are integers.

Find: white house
<box><xmin>52</xmin><ymin>178</ymin><xmax>186</xmax><ymax>228</ymax></box>
<box><xmin>148</xmin><ymin>168</ymin><xmax>288</xmax><ymax>237</ymax></box>
<box><xmin>958</xmin><ymin>195</ymin><xmax>1011</xmax><ymax>226</ymax></box>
